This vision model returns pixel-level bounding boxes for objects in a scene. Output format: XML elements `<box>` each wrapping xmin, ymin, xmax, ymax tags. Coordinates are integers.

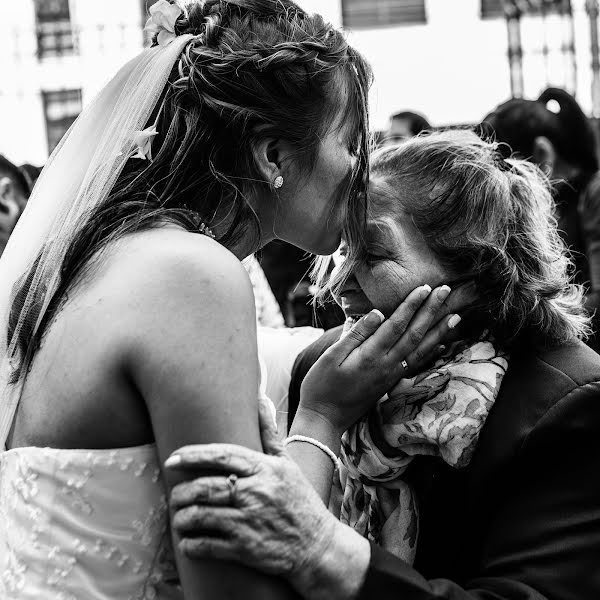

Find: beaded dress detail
<box><xmin>0</xmin><ymin>356</ymin><xmax>273</xmax><ymax>599</ymax></box>
<box><xmin>0</xmin><ymin>444</ymin><xmax>180</xmax><ymax>599</ymax></box>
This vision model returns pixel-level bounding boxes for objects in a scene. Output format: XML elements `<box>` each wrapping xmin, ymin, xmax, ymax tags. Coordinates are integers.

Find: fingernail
<box><xmin>448</xmin><ymin>314</ymin><xmax>461</xmax><ymax>329</ymax></box>
<box><xmin>341</xmin><ymin>317</ymin><xmax>354</xmax><ymax>338</ymax></box>
<box><xmin>421</xmin><ymin>284</ymin><xmax>432</xmax><ymax>293</ymax></box>
<box><xmin>437</xmin><ymin>285</ymin><xmax>451</xmax><ymax>301</ymax></box>
<box><xmin>364</xmin><ymin>309</ymin><xmax>385</xmax><ymax>326</ymax></box>
<box><xmin>164</xmin><ymin>455</ymin><xmax>182</xmax><ymax>469</ymax></box>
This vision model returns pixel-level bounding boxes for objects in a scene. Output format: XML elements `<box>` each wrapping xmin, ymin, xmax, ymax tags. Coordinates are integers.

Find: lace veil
<box><xmin>0</xmin><ymin>34</ymin><xmax>194</xmax><ymax>448</ymax></box>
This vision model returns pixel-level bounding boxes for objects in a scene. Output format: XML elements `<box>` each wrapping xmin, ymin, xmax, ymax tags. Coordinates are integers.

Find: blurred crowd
<box><xmin>2</xmin><ymin>86</ymin><xmax>600</xmax><ymax>352</ymax></box>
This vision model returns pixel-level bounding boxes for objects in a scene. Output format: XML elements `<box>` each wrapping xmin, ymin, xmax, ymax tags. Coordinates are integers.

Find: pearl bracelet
<box><xmin>284</xmin><ymin>434</ymin><xmax>341</xmax><ymax>471</ymax></box>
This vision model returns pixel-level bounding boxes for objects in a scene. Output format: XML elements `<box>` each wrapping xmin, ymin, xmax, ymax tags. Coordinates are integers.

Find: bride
<box><xmin>0</xmin><ymin>1</ymin><xmax>451</xmax><ymax>598</ymax></box>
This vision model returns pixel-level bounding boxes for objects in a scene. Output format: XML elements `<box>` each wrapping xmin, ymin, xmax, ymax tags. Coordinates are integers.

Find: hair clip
<box><xmin>144</xmin><ymin>0</ymin><xmax>183</xmax><ymax>47</ymax></box>
<box><xmin>132</xmin><ymin>125</ymin><xmax>159</xmax><ymax>160</ymax></box>
<box><xmin>493</xmin><ymin>142</ymin><xmax>514</xmax><ymax>173</ymax></box>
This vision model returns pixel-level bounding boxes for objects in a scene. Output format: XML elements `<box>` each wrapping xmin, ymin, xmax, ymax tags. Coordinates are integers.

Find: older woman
<box><xmin>165</xmin><ymin>131</ymin><xmax>600</xmax><ymax>600</ymax></box>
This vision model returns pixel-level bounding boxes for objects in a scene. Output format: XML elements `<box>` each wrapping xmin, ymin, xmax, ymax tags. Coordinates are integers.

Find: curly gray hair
<box><xmin>316</xmin><ymin>129</ymin><xmax>591</xmax><ymax>349</ymax></box>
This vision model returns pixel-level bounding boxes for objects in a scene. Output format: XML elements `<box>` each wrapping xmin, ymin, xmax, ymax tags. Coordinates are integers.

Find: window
<box><xmin>34</xmin><ymin>0</ymin><xmax>74</xmax><ymax>58</ymax></box>
<box><xmin>141</xmin><ymin>0</ymin><xmax>160</xmax><ymax>16</ymax></box>
<box><xmin>481</xmin><ymin>0</ymin><xmax>504</xmax><ymax>19</ymax></box>
<box><xmin>481</xmin><ymin>0</ymin><xmax>571</xmax><ymax>20</ymax></box>
<box><xmin>342</xmin><ymin>0</ymin><xmax>426</xmax><ymax>29</ymax></box>
<box><xmin>42</xmin><ymin>89</ymin><xmax>82</xmax><ymax>154</ymax></box>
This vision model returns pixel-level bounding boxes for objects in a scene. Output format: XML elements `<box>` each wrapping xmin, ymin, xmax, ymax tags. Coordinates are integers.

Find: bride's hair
<box><xmin>9</xmin><ymin>0</ymin><xmax>371</xmax><ymax>375</ymax></box>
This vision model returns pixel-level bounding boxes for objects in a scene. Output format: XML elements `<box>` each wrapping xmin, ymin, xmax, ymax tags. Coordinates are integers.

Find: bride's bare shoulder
<box><xmin>103</xmin><ymin>227</ymin><xmax>252</xmax><ymax>302</ymax></box>
<box><xmin>87</xmin><ymin>227</ymin><xmax>256</xmax><ymax>341</ymax></box>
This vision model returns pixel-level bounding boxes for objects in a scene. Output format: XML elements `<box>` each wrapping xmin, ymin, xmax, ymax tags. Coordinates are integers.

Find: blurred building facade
<box><xmin>0</xmin><ymin>0</ymin><xmax>147</xmax><ymax>165</ymax></box>
<box><xmin>2</xmin><ymin>0</ymin><xmax>600</xmax><ymax>164</ymax></box>
<box><xmin>300</xmin><ymin>0</ymin><xmax>600</xmax><ymax>130</ymax></box>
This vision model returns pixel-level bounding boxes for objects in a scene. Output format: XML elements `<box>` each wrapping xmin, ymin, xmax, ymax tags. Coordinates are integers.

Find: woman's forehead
<box><xmin>367</xmin><ymin>177</ymin><xmax>407</xmax><ymax>214</ymax></box>
<box><xmin>365</xmin><ymin>217</ymin><xmax>398</xmax><ymax>239</ymax></box>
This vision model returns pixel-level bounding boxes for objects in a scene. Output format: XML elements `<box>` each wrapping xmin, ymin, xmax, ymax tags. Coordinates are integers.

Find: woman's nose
<box><xmin>338</xmin><ymin>272</ymin><xmax>362</xmax><ymax>296</ymax></box>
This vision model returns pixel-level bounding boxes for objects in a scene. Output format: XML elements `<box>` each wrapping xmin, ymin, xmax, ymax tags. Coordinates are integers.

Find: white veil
<box><xmin>0</xmin><ymin>34</ymin><xmax>194</xmax><ymax>448</ymax></box>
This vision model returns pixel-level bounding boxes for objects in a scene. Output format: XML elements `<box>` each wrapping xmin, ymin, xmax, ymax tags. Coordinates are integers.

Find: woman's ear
<box><xmin>252</xmin><ymin>137</ymin><xmax>291</xmax><ymax>187</ymax></box>
<box><xmin>532</xmin><ymin>136</ymin><xmax>556</xmax><ymax>177</ymax></box>
<box><xmin>252</xmin><ymin>138</ymin><xmax>284</xmax><ymax>185</ymax></box>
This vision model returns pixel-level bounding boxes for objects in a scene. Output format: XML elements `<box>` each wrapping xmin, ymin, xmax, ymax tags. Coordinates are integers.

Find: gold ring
<box><xmin>226</xmin><ymin>473</ymin><xmax>238</xmax><ymax>503</ymax></box>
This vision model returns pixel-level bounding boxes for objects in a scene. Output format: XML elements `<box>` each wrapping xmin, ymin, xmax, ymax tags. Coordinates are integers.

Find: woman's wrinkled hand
<box><xmin>166</xmin><ymin>397</ymin><xmax>352</xmax><ymax>598</ymax></box>
<box><xmin>298</xmin><ymin>283</ymin><xmax>465</xmax><ymax>433</ymax></box>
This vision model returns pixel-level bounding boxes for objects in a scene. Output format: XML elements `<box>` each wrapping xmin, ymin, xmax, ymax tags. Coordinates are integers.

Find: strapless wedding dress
<box><xmin>0</xmin><ymin>444</ymin><xmax>180</xmax><ymax>599</ymax></box>
<box><xmin>0</xmin><ymin>347</ymin><xmax>303</xmax><ymax>599</ymax></box>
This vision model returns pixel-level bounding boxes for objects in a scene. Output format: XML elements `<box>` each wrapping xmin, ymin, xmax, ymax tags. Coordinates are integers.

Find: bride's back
<box><xmin>8</xmin><ymin>226</ymin><xmax>219</xmax><ymax>451</ymax></box>
<box><xmin>0</xmin><ymin>227</ymin><xmax>240</xmax><ymax>599</ymax></box>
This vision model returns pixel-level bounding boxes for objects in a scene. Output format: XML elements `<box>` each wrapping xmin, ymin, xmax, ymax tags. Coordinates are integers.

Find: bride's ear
<box><xmin>252</xmin><ymin>136</ymin><xmax>292</xmax><ymax>187</ymax></box>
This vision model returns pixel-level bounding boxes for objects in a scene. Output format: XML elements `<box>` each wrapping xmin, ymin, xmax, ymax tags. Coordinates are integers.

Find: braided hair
<box><xmin>10</xmin><ymin>0</ymin><xmax>372</xmax><ymax>369</ymax></box>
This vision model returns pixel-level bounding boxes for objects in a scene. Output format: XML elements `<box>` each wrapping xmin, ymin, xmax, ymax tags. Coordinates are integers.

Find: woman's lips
<box><xmin>340</xmin><ymin>300</ymin><xmax>372</xmax><ymax>319</ymax></box>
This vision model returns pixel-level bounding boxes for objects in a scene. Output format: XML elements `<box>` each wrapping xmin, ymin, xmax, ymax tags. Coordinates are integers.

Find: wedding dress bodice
<box><xmin>0</xmin><ymin>348</ymin><xmax>291</xmax><ymax>599</ymax></box>
<box><xmin>0</xmin><ymin>444</ymin><xmax>180</xmax><ymax>599</ymax></box>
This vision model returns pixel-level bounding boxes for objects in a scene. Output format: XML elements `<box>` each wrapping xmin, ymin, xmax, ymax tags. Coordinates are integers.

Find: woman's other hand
<box><xmin>166</xmin><ymin>397</ymin><xmax>370</xmax><ymax>600</ymax></box>
<box><xmin>298</xmin><ymin>284</ymin><xmax>464</xmax><ymax>434</ymax></box>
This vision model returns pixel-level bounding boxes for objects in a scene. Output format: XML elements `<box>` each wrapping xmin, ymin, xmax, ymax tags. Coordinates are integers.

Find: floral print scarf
<box><xmin>338</xmin><ymin>339</ymin><xmax>509</xmax><ymax>564</ymax></box>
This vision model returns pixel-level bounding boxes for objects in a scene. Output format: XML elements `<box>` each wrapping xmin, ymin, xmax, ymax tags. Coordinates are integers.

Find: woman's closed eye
<box><xmin>362</xmin><ymin>252</ymin><xmax>383</xmax><ymax>266</ymax></box>
<box><xmin>361</xmin><ymin>243</ymin><xmax>396</xmax><ymax>265</ymax></box>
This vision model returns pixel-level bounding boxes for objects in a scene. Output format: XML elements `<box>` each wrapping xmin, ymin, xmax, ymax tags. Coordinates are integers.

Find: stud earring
<box><xmin>273</xmin><ymin>175</ymin><xmax>284</xmax><ymax>189</ymax></box>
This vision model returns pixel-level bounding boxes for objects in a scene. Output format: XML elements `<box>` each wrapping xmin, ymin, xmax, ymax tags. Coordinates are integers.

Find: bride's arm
<box><xmin>124</xmin><ymin>233</ymin><xmax>298</xmax><ymax>599</ymax></box>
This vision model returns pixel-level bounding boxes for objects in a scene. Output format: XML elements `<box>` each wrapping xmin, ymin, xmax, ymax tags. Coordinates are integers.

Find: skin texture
<box><xmin>332</xmin><ymin>211</ymin><xmax>448</xmax><ymax>320</ymax></box>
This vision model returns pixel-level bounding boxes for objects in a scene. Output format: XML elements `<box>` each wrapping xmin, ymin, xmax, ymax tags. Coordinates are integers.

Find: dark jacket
<box><xmin>288</xmin><ymin>327</ymin><xmax>600</xmax><ymax>599</ymax></box>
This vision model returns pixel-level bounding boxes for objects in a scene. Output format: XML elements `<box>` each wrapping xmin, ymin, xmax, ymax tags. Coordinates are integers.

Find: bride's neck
<box><xmin>220</xmin><ymin>226</ymin><xmax>276</xmax><ymax>262</ymax></box>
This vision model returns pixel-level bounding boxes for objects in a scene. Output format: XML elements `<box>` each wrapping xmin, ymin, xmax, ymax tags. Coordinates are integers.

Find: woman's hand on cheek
<box><xmin>399</xmin><ymin>281</ymin><xmax>478</xmax><ymax>370</ymax></box>
<box><xmin>298</xmin><ymin>284</ymin><xmax>461</xmax><ymax>433</ymax></box>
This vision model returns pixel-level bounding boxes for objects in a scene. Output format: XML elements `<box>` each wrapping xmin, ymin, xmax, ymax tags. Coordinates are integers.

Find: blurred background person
<box><xmin>482</xmin><ymin>87</ymin><xmax>600</xmax><ymax>351</ymax></box>
<box><xmin>382</xmin><ymin>110</ymin><xmax>431</xmax><ymax>145</ymax></box>
<box><xmin>260</xmin><ymin>240</ymin><xmax>345</xmax><ymax>329</ymax></box>
<box><xmin>243</xmin><ymin>255</ymin><xmax>286</xmax><ymax>329</ymax></box>
<box><xmin>19</xmin><ymin>163</ymin><xmax>43</xmax><ymax>190</ymax></box>
<box><xmin>0</xmin><ymin>155</ymin><xmax>30</xmax><ymax>256</ymax></box>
